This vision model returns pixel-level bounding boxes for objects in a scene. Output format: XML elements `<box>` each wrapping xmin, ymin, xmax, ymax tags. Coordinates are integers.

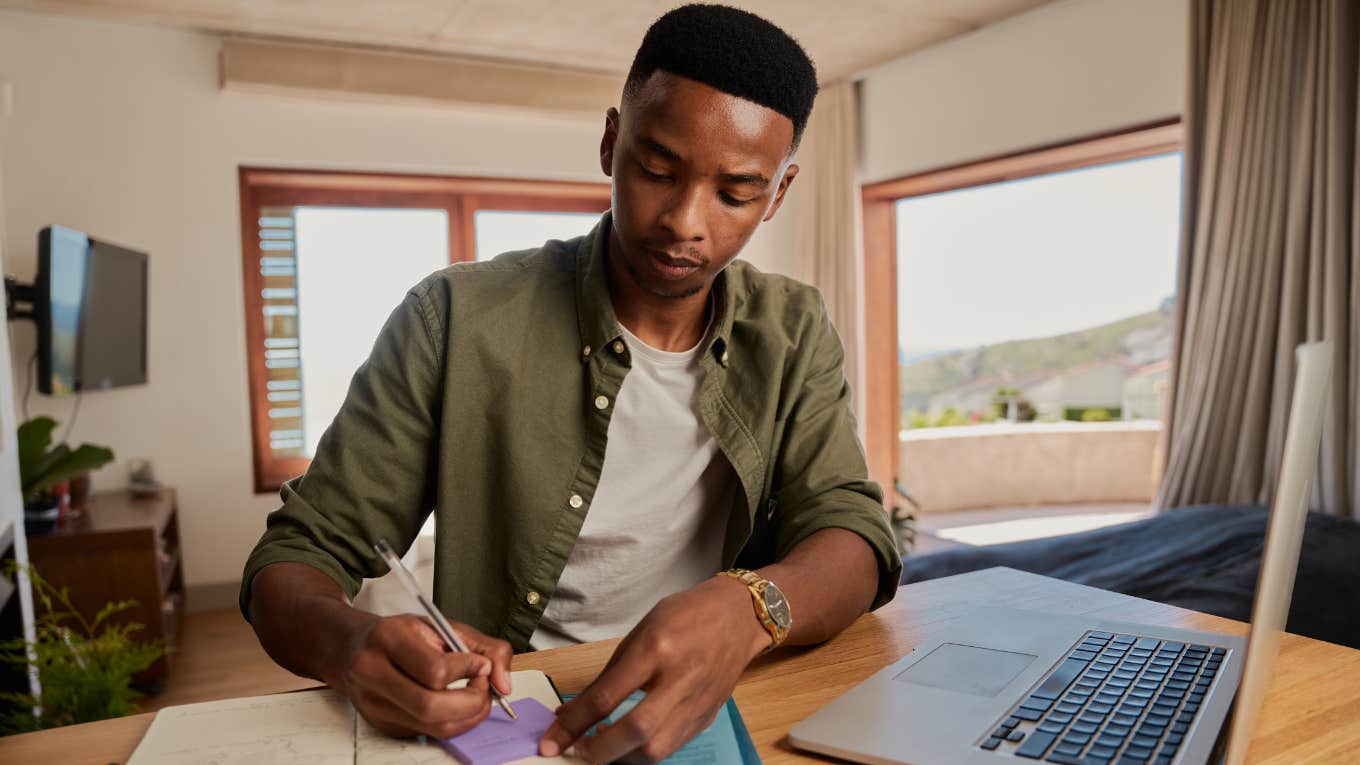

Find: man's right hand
<box><xmin>247</xmin><ymin>562</ymin><xmax>514</xmax><ymax>740</ymax></box>
<box><xmin>332</xmin><ymin>614</ymin><xmax>514</xmax><ymax>739</ymax></box>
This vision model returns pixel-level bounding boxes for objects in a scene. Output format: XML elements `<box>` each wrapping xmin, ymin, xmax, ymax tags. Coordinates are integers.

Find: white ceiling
<box><xmin>1</xmin><ymin>0</ymin><xmax>1053</xmax><ymax>81</ymax></box>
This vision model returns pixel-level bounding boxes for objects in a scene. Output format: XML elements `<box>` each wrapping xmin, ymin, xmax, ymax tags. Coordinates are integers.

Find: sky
<box><xmin>895</xmin><ymin>153</ymin><xmax>1183</xmax><ymax>359</ymax></box>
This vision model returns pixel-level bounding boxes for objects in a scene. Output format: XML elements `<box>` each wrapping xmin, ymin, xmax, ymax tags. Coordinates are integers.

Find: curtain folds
<box><xmin>793</xmin><ymin>80</ymin><xmax>868</xmax><ymax>431</ymax></box>
<box><xmin>1158</xmin><ymin>0</ymin><xmax>1359</xmax><ymax>519</ymax></box>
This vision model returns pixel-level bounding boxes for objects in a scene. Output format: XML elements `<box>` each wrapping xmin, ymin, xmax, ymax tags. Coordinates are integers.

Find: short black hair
<box><xmin>623</xmin><ymin>4</ymin><xmax>818</xmax><ymax>147</ymax></box>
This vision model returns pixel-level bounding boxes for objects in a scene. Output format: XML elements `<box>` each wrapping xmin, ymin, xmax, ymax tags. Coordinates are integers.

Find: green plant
<box><xmin>17</xmin><ymin>417</ymin><xmax>114</xmax><ymax>505</ymax></box>
<box><xmin>906</xmin><ymin>407</ymin><xmax>980</xmax><ymax>429</ymax></box>
<box><xmin>1064</xmin><ymin>406</ymin><xmax>1121</xmax><ymax>422</ymax></box>
<box><xmin>991</xmin><ymin>387</ymin><xmax>1037</xmax><ymax>422</ymax></box>
<box><xmin>0</xmin><ymin>564</ymin><xmax>162</xmax><ymax>733</ymax></box>
<box><xmin>889</xmin><ymin>481</ymin><xmax>920</xmax><ymax>555</ymax></box>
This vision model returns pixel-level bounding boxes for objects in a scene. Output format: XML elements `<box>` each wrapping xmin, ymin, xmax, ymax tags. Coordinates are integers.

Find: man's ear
<box><xmin>600</xmin><ymin>107</ymin><xmax>620</xmax><ymax>177</ymax></box>
<box><xmin>763</xmin><ymin>163</ymin><xmax>799</xmax><ymax>222</ymax></box>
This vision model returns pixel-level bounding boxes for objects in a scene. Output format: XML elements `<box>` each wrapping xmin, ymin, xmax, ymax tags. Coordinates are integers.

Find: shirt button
<box><xmin>568</xmin><ymin>494</ymin><xmax>584</xmax><ymax>509</ymax></box>
<box><xmin>582</xmin><ymin>345</ymin><xmax>591</xmax><ymax>359</ymax></box>
<box><xmin>526</xmin><ymin>591</ymin><xmax>540</xmax><ymax>606</ymax></box>
<box><xmin>611</xmin><ymin>339</ymin><xmax>625</xmax><ymax>354</ymax></box>
<box><xmin>594</xmin><ymin>395</ymin><xmax>610</xmax><ymax>410</ymax></box>
<box><xmin>722</xmin><ymin>350</ymin><xmax>730</xmax><ymax>364</ymax></box>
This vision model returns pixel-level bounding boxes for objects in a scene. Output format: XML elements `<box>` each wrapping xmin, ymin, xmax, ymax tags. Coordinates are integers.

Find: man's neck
<box><xmin>607</xmin><ymin>233</ymin><xmax>713</xmax><ymax>352</ymax></box>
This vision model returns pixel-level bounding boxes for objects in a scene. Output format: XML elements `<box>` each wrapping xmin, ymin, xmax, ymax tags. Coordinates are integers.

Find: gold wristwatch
<box><xmin>720</xmin><ymin>568</ymin><xmax>792</xmax><ymax>653</ymax></box>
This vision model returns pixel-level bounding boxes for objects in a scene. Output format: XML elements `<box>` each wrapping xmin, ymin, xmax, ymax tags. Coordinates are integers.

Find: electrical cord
<box><xmin>20</xmin><ymin>346</ymin><xmax>83</xmax><ymax>440</ymax></box>
<box><xmin>61</xmin><ymin>391</ymin><xmax>82</xmax><ymax>442</ymax></box>
<box><xmin>22</xmin><ymin>348</ymin><xmax>35</xmax><ymax>422</ymax></box>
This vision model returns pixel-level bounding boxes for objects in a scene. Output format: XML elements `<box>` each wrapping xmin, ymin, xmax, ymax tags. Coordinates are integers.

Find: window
<box><xmin>239</xmin><ymin>168</ymin><xmax>609</xmax><ymax>492</ymax></box>
<box><xmin>896</xmin><ymin>152</ymin><xmax>1182</xmax><ymax>428</ymax></box>
<box><xmin>860</xmin><ymin>121</ymin><xmax>1184</xmax><ymax>524</ymax></box>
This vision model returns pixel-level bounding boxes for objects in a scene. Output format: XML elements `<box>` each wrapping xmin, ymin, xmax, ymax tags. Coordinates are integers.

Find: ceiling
<box><xmin>1</xmin><ymin>0</ymin><xmax>1053</xmax><ymax>81</ymax></box>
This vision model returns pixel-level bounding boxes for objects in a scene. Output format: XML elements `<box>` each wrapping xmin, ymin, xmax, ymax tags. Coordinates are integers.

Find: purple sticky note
<box><xmin>442</xmin><ymin>697</ymin><xmax>557</xmax><ymax>765</ymax></box>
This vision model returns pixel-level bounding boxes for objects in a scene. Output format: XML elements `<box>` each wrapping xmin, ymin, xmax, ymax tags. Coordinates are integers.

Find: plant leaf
<box><xmin>27</xmin><ymin>444</ymin><xmax>115</xmax><ymax>500</ymax></box>
<box><xmin>17</xmin><ymin>417</ymin><xmax>58</xmax><ymax>493</ymax></box>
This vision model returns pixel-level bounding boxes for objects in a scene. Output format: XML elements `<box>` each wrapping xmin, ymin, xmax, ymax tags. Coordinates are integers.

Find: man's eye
<box><xmin>720</xmin><ymin>192</ymin><xmax>755</xmax><ymax>207</ymax></box>
<box><xmin>638</xmin><ymin>164</ymin><xmax>672</xmax><ymax>182</ymax></box>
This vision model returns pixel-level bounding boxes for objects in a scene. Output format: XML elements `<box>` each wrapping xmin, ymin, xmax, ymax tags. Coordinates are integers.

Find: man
<box><xmin>241</xmin><ymin>5</ymin><xmax>901</xmax><ymax>763</ymax></box>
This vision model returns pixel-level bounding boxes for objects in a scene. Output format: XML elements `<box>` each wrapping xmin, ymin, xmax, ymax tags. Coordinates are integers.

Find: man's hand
<box><xmin>539</xmin><ymin>576</ymin><xmax>768</xmax><ymax>764</ymax></box>
<box><xmin>247</xmin><ymin>562</ymin><xmax>514</xmax><ymax>740</ymax></box>
<box><xmin>329</xmin><ymin>614</ymin><xmax>515</xmax><ymax>739</ymax></box>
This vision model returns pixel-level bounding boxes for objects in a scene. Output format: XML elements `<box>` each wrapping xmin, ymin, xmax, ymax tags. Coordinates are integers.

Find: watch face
<box><xmin>763</xmin><ymin>583</ymin><xmax>792</xmax><ymax>628</ymax></box>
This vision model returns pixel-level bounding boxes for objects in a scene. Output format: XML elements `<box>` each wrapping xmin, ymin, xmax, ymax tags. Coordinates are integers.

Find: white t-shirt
<box><xmin>529</xmin><ymin>321</ymin><xmax>735</xmax><ymax>650</ymax></box>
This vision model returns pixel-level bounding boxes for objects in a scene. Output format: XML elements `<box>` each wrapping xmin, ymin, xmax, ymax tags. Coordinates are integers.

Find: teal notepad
<box><xmin>563</xmin><ymin>692</ymin><xmax>760</xmax><ymax>765</ymax></box>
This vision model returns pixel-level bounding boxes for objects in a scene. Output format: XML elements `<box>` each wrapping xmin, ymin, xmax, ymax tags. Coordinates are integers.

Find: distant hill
<box><xmin>901</xmin><ymin>310</ymin><xmax>1170</xmax><ymax>410</ymax></box>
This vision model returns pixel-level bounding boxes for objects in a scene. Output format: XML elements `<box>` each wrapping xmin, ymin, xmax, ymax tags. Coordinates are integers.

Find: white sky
<box><xmin>295</xmin><ymin>207</ymin><xmax>449</xmax><ymax>456</ymax></box>
<box><xmin>896</xmin><ymin>153</ymin><xmax>1182</xmax><ymax>357</ymax></box>
<box><xmin>474</xmin><ymin>210</ymin><xmax>599</xmax><ymax>260</ymax></box>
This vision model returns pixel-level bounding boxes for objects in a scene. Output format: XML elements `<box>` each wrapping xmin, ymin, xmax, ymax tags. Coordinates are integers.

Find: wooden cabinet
<box><xmin>26</xmin><ymin>489</ymin><xmax>184</xmax><ymax>688</ymax></box>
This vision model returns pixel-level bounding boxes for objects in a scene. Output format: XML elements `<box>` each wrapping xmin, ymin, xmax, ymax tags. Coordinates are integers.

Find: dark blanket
<box><xmin>900</xmin><ymin>504</ymin><xmax>1360</xmax><ymax>649</ymax></box>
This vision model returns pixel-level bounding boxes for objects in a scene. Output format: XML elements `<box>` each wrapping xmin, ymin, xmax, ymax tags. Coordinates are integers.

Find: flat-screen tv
<box><xmin>36</xmin><ymin>225</ymin><xmax>148</xmax><ymax>394</ymax></box>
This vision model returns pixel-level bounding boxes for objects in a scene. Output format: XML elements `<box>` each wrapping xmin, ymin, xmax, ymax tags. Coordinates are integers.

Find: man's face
<box><xmin>601</xmin><ymin>71</ymin><xmax>799</xmax><ymax>299</ymax></box>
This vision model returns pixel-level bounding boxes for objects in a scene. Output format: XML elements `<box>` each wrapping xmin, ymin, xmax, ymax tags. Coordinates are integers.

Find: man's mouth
<box><xmin>645</xmin><ymin>248</ymin><xmax>703</xmax><ymax>280</ymax></box>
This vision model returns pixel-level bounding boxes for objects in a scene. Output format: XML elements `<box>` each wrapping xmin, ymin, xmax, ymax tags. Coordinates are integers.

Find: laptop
<box><xmin>789</xmin><ymin>342</ymin><xmax>1333</xmax><ymax>765</ymax></box>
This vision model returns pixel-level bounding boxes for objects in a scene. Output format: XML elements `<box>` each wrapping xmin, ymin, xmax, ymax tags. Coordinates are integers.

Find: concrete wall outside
<box><xmin>900</xmin><ymin>421</ymin><xmax>1161</xmax><ymax>513</ymax></box>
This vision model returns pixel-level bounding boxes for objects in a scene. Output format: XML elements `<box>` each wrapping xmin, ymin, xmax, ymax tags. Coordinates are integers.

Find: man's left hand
<box><xmin>538</xmin><ymin>575</ymin><xmax>769</xmax><ymax>764</ymax></box>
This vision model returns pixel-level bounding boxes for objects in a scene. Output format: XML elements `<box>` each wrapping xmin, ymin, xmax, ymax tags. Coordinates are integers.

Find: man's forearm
<box><xmin>757</xmin><ymin>528</ymin><xmax>880</xmax><ymax>645</ymax></box>
<box><xmin>248</xmin><ymin>561</ymin><xmax>379</xmax><ymax>684</ymax></box>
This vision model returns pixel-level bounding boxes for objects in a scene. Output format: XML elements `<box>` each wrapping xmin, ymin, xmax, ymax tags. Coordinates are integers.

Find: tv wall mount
<box><xmin>4</xmin><ymin>277</ymin><xmax>36</xmax><ymax>322</ymax></box>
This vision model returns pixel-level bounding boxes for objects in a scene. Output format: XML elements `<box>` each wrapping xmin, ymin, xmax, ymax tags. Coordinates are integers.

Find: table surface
<box><xmin>3</xmin><ymin>567</ymin><xmax>1358</xmax><ymax>764</ymax></box>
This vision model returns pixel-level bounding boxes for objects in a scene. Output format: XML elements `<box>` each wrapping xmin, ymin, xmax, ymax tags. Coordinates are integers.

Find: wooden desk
<box><xmin>2</xmin><ymin>568</ymin><xmax>1357</xmax><ymax>764</ymax></box>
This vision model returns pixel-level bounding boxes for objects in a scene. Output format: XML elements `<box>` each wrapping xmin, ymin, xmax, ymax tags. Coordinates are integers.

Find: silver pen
<box><xmin>373</xmin><ymin>538</ymin><xmax>517</xmax><ymax>720</ymax></box>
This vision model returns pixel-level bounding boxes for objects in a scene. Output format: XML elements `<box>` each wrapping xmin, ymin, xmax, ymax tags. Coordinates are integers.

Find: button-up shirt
<box><xmin>240</xmin><ymin>212</ymin><xmax>902</xmax><ymax>652</ymax></box>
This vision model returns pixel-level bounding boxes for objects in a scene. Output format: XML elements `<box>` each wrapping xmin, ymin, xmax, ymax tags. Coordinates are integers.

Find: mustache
<box><xmin>644</xmin><ymin>244</ymin><xmax>707</xmax><ymax>266</ymax></box>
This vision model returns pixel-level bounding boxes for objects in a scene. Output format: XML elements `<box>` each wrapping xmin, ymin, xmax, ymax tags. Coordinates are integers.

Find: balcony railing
<box><xmin>899</xmin><ymin>420</ymin><xmax>1163</xmax><ymax>514</ymax></box>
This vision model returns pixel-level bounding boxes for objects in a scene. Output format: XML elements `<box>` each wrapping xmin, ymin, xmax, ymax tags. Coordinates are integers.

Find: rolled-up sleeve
<box><xmin>238</xmin><ymin>280</ymin><xmax>445</xmax><ymax>620</ymax></box>
<box><xmin>770</xmin><ymin>298</ymin><xmax>902</xmax><ymax>610</ymax></box>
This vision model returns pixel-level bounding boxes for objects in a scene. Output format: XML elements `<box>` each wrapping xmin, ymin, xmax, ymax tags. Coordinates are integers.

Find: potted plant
<box><xmin>17</xmin><ymin>417</ymin><xmax>114</xmax><ymax>535</ymax></box>
<box><xmin>0</xmin><ymin>564</ymin><xmax>162</xmax><ymax>733</ymax></box>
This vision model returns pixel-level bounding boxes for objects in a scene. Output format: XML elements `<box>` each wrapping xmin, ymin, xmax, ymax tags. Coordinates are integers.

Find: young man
<box><xmin>241</xmin><ymin>5</ymin><xmax>901</xmax><ymax>763</ymax></box>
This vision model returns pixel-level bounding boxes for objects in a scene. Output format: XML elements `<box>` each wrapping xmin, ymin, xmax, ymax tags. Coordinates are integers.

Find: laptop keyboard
<box><xmin>979</xmin><ymin>631</ymin><xmax>1227</xmax><ymax>765</ymax></box>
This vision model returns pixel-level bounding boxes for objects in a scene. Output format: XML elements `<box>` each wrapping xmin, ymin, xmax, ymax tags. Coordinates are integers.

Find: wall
<box><xmin>858</xmin><ymin>0</ymin><xmax>1187</xmax><ymax>182</ymax></box>
<box><xmin>0</xmin><ymin>10</ymin><xmax>795</xmax><ymax>593</ymax></box>
<box><xmin>901</xmin><ymin>422</ymin><xmax>1160</xmax><ymax>513</ymax></box>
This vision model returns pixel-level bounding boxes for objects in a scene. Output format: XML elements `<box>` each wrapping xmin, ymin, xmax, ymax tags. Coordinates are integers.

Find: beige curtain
<box><xmin>793</xmin><ymin>80</ymin><xmax>868</xmax><ymax>430</ymax></box>
<box><xmin>1158</xmin><ymin>0</ymin><xmax>1359</xmax><ymax>519</ymax></box>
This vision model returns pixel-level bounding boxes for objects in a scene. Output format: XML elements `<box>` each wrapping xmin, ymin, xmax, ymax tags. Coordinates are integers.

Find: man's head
<box><xmin>602</xmin><ymin>4</ymin><xmax>817</xmax><ymax>299</ymax></box>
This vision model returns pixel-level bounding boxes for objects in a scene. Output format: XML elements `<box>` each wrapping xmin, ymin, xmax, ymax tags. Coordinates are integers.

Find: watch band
<box><xmin>719</xmin><ymin>568</ymin><xmax>790</xmax><ymax>653</ymax></box>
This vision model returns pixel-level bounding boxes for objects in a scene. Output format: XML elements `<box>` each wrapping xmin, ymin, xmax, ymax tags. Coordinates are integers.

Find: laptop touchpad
<box><xmin>894</xmin><ymin>643</ymin><xmax>1038</xmax><ymax>697</ymax></box>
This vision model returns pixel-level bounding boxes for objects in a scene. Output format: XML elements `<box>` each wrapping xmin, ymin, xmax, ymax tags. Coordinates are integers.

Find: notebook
<box><xmin>127</xmin><ymin>669</ymin><xmax>582</xmax><ymax>765</ymax></box>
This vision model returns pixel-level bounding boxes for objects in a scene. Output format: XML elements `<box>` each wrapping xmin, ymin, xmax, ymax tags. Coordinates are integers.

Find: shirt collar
<box><xmin>575</xmin><ymin>211</ymin><xmax>733</xmax><ymax>367</ymax></box>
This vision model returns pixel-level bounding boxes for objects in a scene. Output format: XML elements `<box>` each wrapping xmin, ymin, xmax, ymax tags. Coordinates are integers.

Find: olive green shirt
<box><xmin>240</xmin><ymin>213</ymin><xmax>901</xmax><ymax>652</ymax></box>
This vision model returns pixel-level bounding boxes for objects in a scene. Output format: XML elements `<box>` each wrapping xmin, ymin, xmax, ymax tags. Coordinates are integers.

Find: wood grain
<box><xmin>860</xmin><ymin>196</ymin><xmax>899</xmax><ymax>502</ymax></box>
<box><xmin>2</xmin><ymin>568</ymin><xmax>1355</xmax><ymax>764</ymax></box>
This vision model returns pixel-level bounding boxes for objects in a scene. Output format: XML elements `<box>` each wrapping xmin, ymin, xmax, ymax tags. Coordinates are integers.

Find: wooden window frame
<box><xmin>238</xmin><ymin>167</ymin><xmax>610</xmax><ymax>494</ymax></box>
<box><xmin>859</xmin><ymin>119</ymin><xmax>1184</xmax><ymax>501</ymax></box>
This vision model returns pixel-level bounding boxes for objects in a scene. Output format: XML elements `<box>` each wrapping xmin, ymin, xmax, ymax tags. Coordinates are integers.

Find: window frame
<box><xmin>859</xmin><ymin>119</ymin><xmax>1184</xmax><ymax>501</ymax></box>
<box><xmin>238</xmin><ymin>167</ymin><xmax>610</xmax><ymax>494</ymax></box>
